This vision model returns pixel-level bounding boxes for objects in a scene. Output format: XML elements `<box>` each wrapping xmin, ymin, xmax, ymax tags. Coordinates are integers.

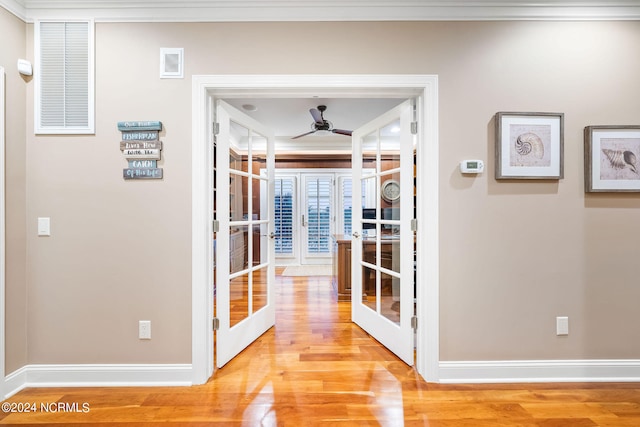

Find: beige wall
<box><xmin>11</xmin><ymin>20</ymin><xmax>640</xmax><ymax>367</ymax></box>
<box><xmin>1</xmin><ymin>7</ymin><xmax>28</xmax><ymax>374</ymax></box>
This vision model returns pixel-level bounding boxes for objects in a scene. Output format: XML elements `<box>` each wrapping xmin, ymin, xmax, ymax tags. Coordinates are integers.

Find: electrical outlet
<box><xmin>139</xmin><ymin>320</ymin><xmax>151</xmax><ymax>340</ymax></box>
<box><xmin>556</xmin><ymin>316</ymin><xmax>569</xmax><ymax>336</ymax></box>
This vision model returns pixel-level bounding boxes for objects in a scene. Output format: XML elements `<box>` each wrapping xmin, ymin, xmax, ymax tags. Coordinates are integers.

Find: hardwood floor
<box><xmin>2</xmin><ymin>273</ymin><xmax>640</xmax><ymax>426</ymax></box>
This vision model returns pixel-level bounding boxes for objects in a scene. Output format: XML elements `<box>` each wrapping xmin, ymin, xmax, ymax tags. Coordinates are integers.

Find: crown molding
<box><xmin>0</xmin><ymin>0</ymin><xmax>26</xmax><ymax>20</ymax></box>
<box><xmin>2</xmin><ymin>1</ymin><xmax>640</xmax><ymax>23</ymax></box>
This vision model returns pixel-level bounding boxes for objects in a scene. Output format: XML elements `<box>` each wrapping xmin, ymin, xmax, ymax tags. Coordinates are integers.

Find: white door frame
<box><xmin>0</xmin><ymin>67</ymin><xmax>6</xmax><ymax>397</ymax></box>
<box><xmin>191</xmin><ymin>74</ymin><xmax>439</xmax><ymax>384</ymax></box>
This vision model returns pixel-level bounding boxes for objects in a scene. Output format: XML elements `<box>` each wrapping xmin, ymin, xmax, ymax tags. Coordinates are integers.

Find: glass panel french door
<box><xmin>301</xmin><ymin>174</ymin><xmax>333</xmax><ymax>264</ymax></box>
<box><xmin>215</xmin><ymin>100</ymin><xmax>275</xmax><ymax>368</ymax></box>
<box><xmin>351</xmin><ymin>99</ymin><xmax>415</xmax><ymax>365</ymax></box>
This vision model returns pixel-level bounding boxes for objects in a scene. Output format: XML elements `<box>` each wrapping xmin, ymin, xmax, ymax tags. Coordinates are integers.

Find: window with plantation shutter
<box><xmin>274</xmin><ymin>178</ymin><xmax>295</xmax><ymax>255</ymax></box>
<box><xmin>35</xmin><ymin>20</ymin><xmax>94</xmax><ymax>134</ymax></box>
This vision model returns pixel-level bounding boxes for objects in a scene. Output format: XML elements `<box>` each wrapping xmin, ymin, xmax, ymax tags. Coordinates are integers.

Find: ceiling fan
<box><xmin>291</xmin><ymin>105</ymin><xmax>353</xmax><ymax>139</ymax></box>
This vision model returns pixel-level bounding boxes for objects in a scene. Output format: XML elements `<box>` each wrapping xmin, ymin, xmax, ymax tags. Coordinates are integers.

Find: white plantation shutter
<box><xmin>341</xmin><ymin>177</ymin><xmax>353</xmax><ymax>235</ymax></box>
<box><xmin>306</xmin><ymin>177</ymin><xmax>332</xmax><ymax>254</ymax></box>
<box><xmin>36</xmin><ymin>21</ymin><xmax>94</xmax><ymax>134</ymax></box>
<box><xmin>274</xmin><ymin>178</ymin><xmax>294</xmax><ymax>255</ymax></box>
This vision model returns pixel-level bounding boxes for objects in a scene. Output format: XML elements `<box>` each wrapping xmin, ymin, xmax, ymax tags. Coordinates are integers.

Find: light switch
<box><xmin>38</xmin><ymin>217</ymin><xmax>51</xmax><ymax>236</ymax></box>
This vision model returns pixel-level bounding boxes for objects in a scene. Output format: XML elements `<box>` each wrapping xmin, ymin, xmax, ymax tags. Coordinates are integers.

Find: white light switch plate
<box><xmin>38</xmin><ymin>217</ymin><xmax>50</xmax><ymax>236</ymax></box>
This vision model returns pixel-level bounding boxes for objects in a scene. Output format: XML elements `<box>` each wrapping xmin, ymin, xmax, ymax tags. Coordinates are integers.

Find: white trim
<box><xmin>192</xmin><ymin>74</ymin><xmax>439</xmax><ymax>384</ymax></box>
<box><xmin>4</xmin><ymin>1</ymin><xmax>640</xmax><ymax>23</ymax></box>
<box><xmin>439</xmin><ymin>360</ymin><xmax>640</xmax><ymax>384</ymax></box>
<box><xmin>0</xmin><ymin>0</ymin><xmax>26</xmax><ymax>21</ymax></box>
<box><xmin>3</xmin><ymin>364</ymin><xmax>192</xmax><ymax>399</ymax></box>
<box><xmin>191</xmin><ymin>76</ymin><xmax>214</xmax><ymax>385</ymax></box>
<box><xmin>416</xmin><ymin>81</ymin><xmax>440</xmax><ymax>382</ymax></box>
<box><xmin>0</xmin><ymin>66</ymin><xmax>6</xmax><ymax>399</ymax></box>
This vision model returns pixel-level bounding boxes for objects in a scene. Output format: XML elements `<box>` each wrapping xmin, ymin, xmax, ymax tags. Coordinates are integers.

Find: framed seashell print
<box><xmin>584</xmin><ymin>125</ymin><xmax>640</xmax><ymax>192</ymax></box>
<box><xmin>495</xmin><ymin>112</ymin><xmax>564</xmax><ymax>179</ymax></box>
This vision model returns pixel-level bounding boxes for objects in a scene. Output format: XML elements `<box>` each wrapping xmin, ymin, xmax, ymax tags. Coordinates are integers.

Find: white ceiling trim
<box><xmin>0</xmin><ymin>0</ymin><xmax>26</xmax><ymax>20</ymax></box>
<box><xmin>2</xmin><ymin>1</ymin><xmax>640</xmax><ymax>22</ymax></box>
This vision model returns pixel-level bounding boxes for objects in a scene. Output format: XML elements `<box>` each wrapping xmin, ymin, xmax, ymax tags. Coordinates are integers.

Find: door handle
<box><xmin>352</xmin><ymin>231</ymin><xmax>360</xmax><ymax>239</ymax></box>
<box><xmin>269</xmin><ymin>232</ymin><xmax>276</xmax><ymax>239</ymax></box>
<box><xmin>302</xmin><ymin>214</ymin><xmax>307</xmax><ymax>227</ymax></box>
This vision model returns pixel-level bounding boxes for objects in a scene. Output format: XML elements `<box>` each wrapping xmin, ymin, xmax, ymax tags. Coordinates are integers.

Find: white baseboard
<box><xmin>439</xmin><ymin>359</ymin><xmax>640</xmax><ymax>383</ymax></box>
<box><xmin>3</xmin><ymin>363</ymin><xmax>192</xmax><ymax>399</ymax></box>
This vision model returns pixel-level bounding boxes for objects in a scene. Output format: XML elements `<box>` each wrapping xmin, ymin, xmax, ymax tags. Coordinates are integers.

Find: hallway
<box><xmin>2</xmin><ymin>274</ymin><xmax>640</xmax><ymax>425</ymax></box>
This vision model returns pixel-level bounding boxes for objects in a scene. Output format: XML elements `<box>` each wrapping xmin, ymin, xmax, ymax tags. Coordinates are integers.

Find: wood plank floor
<box><xmin>2</xmin><ymin>272</ymin><xmax>640</xmax><ymax>426</ymax></box>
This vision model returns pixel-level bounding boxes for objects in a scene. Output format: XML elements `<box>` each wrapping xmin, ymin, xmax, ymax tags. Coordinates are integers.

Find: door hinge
<box><xmin>213</xmin><ymin>122</ymin><xmax>220</xmax><ymax>135</ymax></box>
<box><xmin>411</xmin><ymin>315</ymin><xmax>418</xmax><ymax>330</ymax></box>
<box><xmin>213</xmin><ymin>317</ymin><xmax>219</xmax><ymax>331</ymax></box>
<box><xmin>411</xmin><ymin>121</ymin><xmax>418</xmax><ymax>135</ymax></box>
<box><xmin>213</xmin><ymin>219</ymin><xmax>220</xmax><ymax>232</ymax></box>
<box><xmin>411</xmin><ymin>218</ymin><xmax>418</xmax><ymax>231</ymax></box>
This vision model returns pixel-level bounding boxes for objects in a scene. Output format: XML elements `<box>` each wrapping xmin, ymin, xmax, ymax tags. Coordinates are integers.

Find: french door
<box><xmin>215</xmin><ymin>100</ymin><xmax>275</xmax><ymax>367</ymax></box>
<box><xmin>351</xmin><ymin>99</ymin><xmax>415</xmax><ymax>365</ymax></box>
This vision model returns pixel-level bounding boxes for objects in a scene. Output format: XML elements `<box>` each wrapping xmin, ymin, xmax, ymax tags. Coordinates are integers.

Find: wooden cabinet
<box><xmin>331</xmin><ymin>235</ymin><xmax>352</xmax><ymax>301</ymax></box>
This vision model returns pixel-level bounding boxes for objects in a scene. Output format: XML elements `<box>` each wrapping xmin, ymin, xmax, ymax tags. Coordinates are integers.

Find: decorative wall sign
<box><xmin>120</xmin><ymin>140</ymin><xmax>162</xmax><ymax>150</ymax></box>
<box><xmin>122</xmin><ymin>149</ymin><xmax>161</xmax><ymax>159</ymax></box>
<box><xmin>122</xmin><ymin>131</ymin><xmax>158</xmax><ymax>141</ymax></box>
<box><xmin>128</xmin><ymin>160</ymin><xmax>157</xmax><ymax>168</ymax></box>
<box><xmin>119</xmin><ymin>121</ymin><xmax>163</xmax><ymax>179</ymax></box>
<box><xmin>123</xmin><ymin>168</ymin><xmax>163</xmax><ymax>179</ymax></box>
<box><xmin>117</xmin><ymin>121</ymin><xmax>162</xmax><ymax>131</ymax></box>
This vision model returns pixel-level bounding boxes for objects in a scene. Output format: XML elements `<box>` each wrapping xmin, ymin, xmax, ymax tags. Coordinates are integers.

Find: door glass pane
<box><xmin>306</xmin><ymin>177</ymin><xmax>332</xmax><ymax>254</ymax></box>
<box><xmin>380</xmin><ymin>172</ymin><xmax>401</xmax><ymax>234</ymax></box>
<box><xmin>252</xmin><ymin>224</ymin><xmax>265</xmax><ymax>266</ymax></box>
<box><xmin>381</xmin><ymin>233</ymin><xmax>401</xmax><ymax>274</ymax></box>
<box><xmin>341</xmin><ymin>178</ymin><xmax>353</xmax><ymax>235</ymax></box>
<box><xmin>380</xmin><ymin>118</ymin><xmax>401</xmax><ymax>173</ymax></box>
<box><xmin>229</xmin><ymin>174</ymin><xmax>249</xmax><ymax>222</ymax></box>
<box><xmin>274</xmin><ymin>178</ymin><xmax>294</xmax><ymax>255</ymax></box>
<box><xmin>362</xmin><ymin>265</ymin><xmax>377</xmax><ymax>312</ymax></box>
<box><xmin>381</xmin><ymin>270</ymin><xmax>400</xmax><ymax>325</ymax></box>
<box><xmin>229</xmin><ymin>121</ymin><xmax>249</xmax><ymax>173</ymax></box>
<box><xmin>362</xmin><ymin>131</ymin><xmax>377</xmax><ymax>169</ymax></box>
<box><xmin>252</xmin><ymin>266</ymin><xmax>268</xmax><ymax>314</ymax></box>
<box><xmin>230</xmin><ymin>225</ymin><xmax>248</xmax><ymax>275</ymax></box>
<box><xmin>254</xmin><ymin>177</ymin><xmax>268</xmax><ymax>220</ymax></box>
<box><xmin>230</xmin><ymin>272</ymin><xmax>249</xmax><ymax>327</ymax></box>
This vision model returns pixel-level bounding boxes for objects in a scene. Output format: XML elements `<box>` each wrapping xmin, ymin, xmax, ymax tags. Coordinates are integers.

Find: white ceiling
<box><xmin>223</xmin><ymin>97</ymin><xmax>405</xmax><ymax>140</ymax></box>
<box><xmin>3</xmin><ymin>0</ymin><xmax>640</xmax><ymax>22</ymax></box>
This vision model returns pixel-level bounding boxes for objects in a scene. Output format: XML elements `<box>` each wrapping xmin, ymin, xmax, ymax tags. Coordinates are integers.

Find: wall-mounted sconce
<box><xmin>17</xmin><ymin>59</ymin><xmax>32</xmax><ymax>76</ymax></box>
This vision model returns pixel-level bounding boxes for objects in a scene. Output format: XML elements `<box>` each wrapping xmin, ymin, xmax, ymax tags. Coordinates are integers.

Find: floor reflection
<box><xmin>213</xmin><ymin>270</ymin><xmax>410</xmax><ymax>425</ymax></box>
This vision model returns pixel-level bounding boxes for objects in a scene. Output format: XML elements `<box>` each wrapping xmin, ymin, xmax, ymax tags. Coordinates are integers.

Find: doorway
<box><xmin>191</xmin><ymin>74</ymin><xmax>440</xmax><ymax>384</ymax></box>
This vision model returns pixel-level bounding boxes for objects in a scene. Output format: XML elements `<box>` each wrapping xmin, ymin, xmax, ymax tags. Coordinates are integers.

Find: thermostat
<box><xmin>460</xmin><ymin>160</ymin><xmax>484</xmax><ymax>174</ymax></box>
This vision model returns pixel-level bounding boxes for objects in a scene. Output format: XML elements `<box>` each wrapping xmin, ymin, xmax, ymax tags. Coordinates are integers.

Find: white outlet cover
<box><xmin>556</xmin><ymin>316</ymin><xmax>569</xmax><ymax>336</ymax></box>
<box><xmin>139</xmin><ymin>320</ymin><xmax>151</xmax><ymax>339</ymax></box>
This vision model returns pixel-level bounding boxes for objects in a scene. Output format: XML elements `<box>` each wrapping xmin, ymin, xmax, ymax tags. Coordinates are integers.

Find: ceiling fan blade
<box><xmin>332</xmin><ymin>129</ymin><xmax>353</xmax><ymax>136</ymax></box>
<box><xmin>309</xmin><ymin>108</ymin><xmax>324</xmax><ymax>125</ymax></box>
<box><xmin>291</xmin><ymin>130</ymin><xmax>317</xmax><ymax>139</ymax></box>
